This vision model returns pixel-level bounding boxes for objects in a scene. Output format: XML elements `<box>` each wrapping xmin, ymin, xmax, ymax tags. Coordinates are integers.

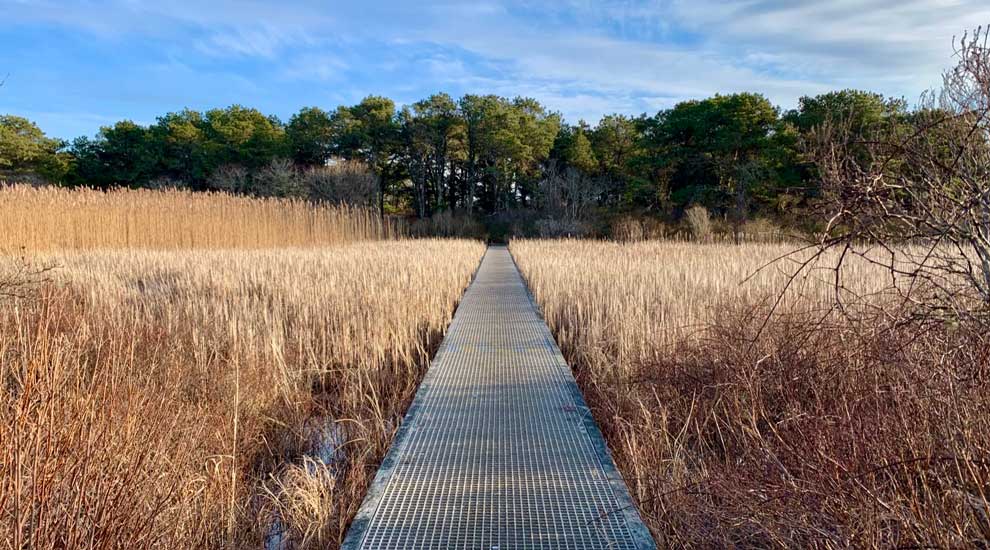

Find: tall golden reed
<box><xmin>511</xmin><ymin>239</ymin><xmax>990</xmax><ymax>548</ymax></box>
<box><xmin>512</xmin><ymin>239</ymin><xmax>889</xmax><ymax>366</ymax></box>
<box><xmin>0</xmin><ymin>185</ymin><xmax>398</xmax><ymax>251</ymax></box>
<box><xmin>0</xmin><ymin>186</ymin><xmax>485</xmax><ymax>548</ymax></box>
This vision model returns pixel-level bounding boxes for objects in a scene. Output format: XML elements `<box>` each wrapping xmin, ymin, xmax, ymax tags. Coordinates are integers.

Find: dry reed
<box><xmin>0</xmin><ymin>185</ymin><xmax>398</xmax><ymax>251</ymax></box>
<box><xmin>511</xmin><ymin>239</ymin><xmax>990</xmax><ymax>548</ymax></box>
<box><xmin>0</xmin><ymin>186</ymin><xmax>485</xmax><ymax>549</ymax></box>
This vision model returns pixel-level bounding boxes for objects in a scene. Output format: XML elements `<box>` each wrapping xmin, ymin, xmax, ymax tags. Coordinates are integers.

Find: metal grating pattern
<box><xmin>343</xmin><ymin>246</ymin><xmax>655</xmax><ymax>550</ymax></box>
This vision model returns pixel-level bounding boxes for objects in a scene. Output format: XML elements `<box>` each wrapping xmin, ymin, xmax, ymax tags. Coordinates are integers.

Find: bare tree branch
<box><xmin>797</xmin><ymin>25</ymin><xmax>990</xmax><ymax>329</ymax></box>
<box><xmin>0</xmin><ymin>256</ymin><xmax>57</xmax><ymax>300</ymax></box>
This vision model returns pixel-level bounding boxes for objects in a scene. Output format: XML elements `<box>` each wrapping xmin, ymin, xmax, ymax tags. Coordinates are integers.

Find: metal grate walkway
<box><xmin>342</xmin><ymin>246</ymin><xmax>655</xmax><ymax>550</ymax></box>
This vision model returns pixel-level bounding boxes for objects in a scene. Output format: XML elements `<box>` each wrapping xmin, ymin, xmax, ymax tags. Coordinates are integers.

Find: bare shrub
<box><xmin>147</xmin><ymin>175</ymin><xmax>190</xmax><ymax>191</ymax></box>
<box><xmin>808</xmin><ymin>26</ymin><xmax>990</xmax><ymax>326</ymax></box>
<box><xmin>740</xmin><ymin>217</ymin><xmax>785</xmax><ymax>243</ymax></box>
<box><xmin>254</xmin><ymin>158</ymin><xmax>303</xmax><ymax>198</ymax></box>
<box><xmin>263</xmin><ymin>458</ymin><xmax>343</xmax><ymax>548</ymax></box>
<box><xmin>0</xmin><ymin>172</ymin><xmax>47</xmax><ymax>187</ymax></box>
<box><xmin>208</xmin><ymin>164</ymin><xmax>251</xmax><ymax>194</ymax></box>
<box><xmin>1</xmin><ymin>240</ymin><xmax>485</xmax><ymax>548</ymax></box>
<box><xmin>641</xmin><ymin>218</ymin><xmax>674</xmax><ymax>240</ymax></box>
<box><xmin>0</xmin><ymin>256</ymin><xmax>54</xmax><ymax>300</ymax></box>
<box><xmin>304</xmin><ymin>160</ymin><xmax>378</xmax><ymax>208</ymax></box>
<box><xmin>536</xmin><ymin>164</ymin><xmax>600</xmax><ymax>224</ymax></box>
<box><xmin>511</xmin><ymin>239</ymin><xmax>990</xmax><ymax>547</ymax></box>
<box><xmin>612</xmin><ymin>216</ymin><xmax>673</xmax><ymax>242</ymax></box>
<box><xmin>612</xmin><ymin>217</ymin><xmax>645</xmax><ymax>242</ymax></box>
<box><xmin>409</xmin><ymin>209</ymin><xmax>486</xmax><ymax>239</ymax></box>
<box><xmin>684</xmin><ymin>205</ymin><xmax>712</xmax><ymax>242</ymax></box>
<box><xmin>534</xmin><ymin>218</ymin><xmax>588</xmax><ymax>238</ymax></box>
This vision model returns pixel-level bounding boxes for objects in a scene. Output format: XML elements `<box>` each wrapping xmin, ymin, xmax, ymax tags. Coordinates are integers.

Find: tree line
<box><xmin>1</xmin><ymin>89</ymin><xmax>912</xmax><ymax>235</ymax></box>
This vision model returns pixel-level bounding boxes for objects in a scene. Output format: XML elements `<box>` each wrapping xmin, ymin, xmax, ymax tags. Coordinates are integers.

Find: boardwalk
<box><xmin>343</xmin><ymin>246</ymin><xmax>655</xmax><ymax>550</ymax></box>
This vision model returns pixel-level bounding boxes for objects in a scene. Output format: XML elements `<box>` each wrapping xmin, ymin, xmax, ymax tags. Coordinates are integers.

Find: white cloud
<box><xmin>281</xmin><ymin>54</ymin><xmax>349</xmax><ymax>82</ymax></box>
<box><xmin>399</xmin><ymin>0</ymin><xmax>987</xmax><ymax>117</ymax></box>
<box><xmin>400</xmin><ymin>12</ymin><xmax>833</xmax><ymax>116</ymax></box>
<box><xmin>194</xmin><ymin>26</ymin><xmax>307</xmax><ymax>59</ymax></box>
<box><xmin>5</xmin><ymin>0</ymin><xmax>986</xmax><ymax>128</ymax></box>
<box><xmin>668</xmin><ymin>0</ymin><xmax>990</xmax><ymax>90</ymax></box>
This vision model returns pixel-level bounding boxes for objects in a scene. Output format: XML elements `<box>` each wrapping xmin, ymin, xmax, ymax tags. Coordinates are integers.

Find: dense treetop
<box><xmin>0</xmin><ymin>89</ymin><xmax>912</xmax><ymax>235</ymax></box>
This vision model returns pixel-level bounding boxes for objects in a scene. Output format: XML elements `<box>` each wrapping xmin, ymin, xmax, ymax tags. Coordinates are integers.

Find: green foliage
<box><xmin>626</xmin><ymin>92</ymin><xmax>829</xmax><ymax>236</ymax></box>
<box><xmin>152</xmin><ymin>110</ymin><xmax>208</xmax><ymax>185</ymax></box>
<box><xmin>402</xmin><ymin>93</ymin><xmax>464</xmax><ymax>216</ymax></box>
<box><xmin>0</xmin><ymin>115</ymin><xmax>51</xmax><ymax>168</ymax></box>
<box><xmin>66</xmin><ymin>106</ymin><xmax>286</xmax><ymax>189</ymax></box>
<box><xmin>458</xmin><ymin>94</ymin><xmax>560</xmax><ymax>213</ymax></box>
<box><xmin>286</xmin><ymin>107</ymin><xmax>334</xmax><ymax>166</ymax></box>
<box><xmin>552</xmin><ymin>122</ymin><xmax>598</xmax><ymax>175</ymax></box>
<box><xmin>15</xmin><ymin>87</ymin><xmax>929</xmax><ymax>236</ymax></box>
<box><xmin>0</xmin><ymin>115</ymin><xmax>67</xmax><ymax>181</ymax></box>
<box><xmin>589</xmin><ymin>115</ymin><xmax>638</xmax><ymax>205</ymax></box>
<box><xmin>333</xmin><ymin>96</ymin><xmax>400</xmax><ymax>165</ymax></box>
<box><xmin>331</xmin><ymin>96</ymin><xmax>402</xmax><ymax>213</ymax></box>
<box><xmin>68</xmin><ymin>121</ymin><xmax>160</xmax><ymax>188</ymax></box>
<box><xmin>201</xmin><ymin>105</ymin><xmax>285</xmax><ymax>171</ymax></box>
<box><xmin>785</xmin><ymin>89</ymin><xmax>906</xmax><ymax>134</ymax></box>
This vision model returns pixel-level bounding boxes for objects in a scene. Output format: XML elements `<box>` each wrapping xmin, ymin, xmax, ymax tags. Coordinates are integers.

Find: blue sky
<box><xmin>2</xmin><ymin>0</ymin><xmax>988</xmax><ymax>139</ymax></box>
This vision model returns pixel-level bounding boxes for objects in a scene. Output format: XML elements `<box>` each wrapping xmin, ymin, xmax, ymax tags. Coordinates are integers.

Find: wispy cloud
<box><xmin>195</xmin><ymin>25</ymin><xmax>313</xmax><ymax>59</ymax></box>
<box><xmin>1</xmin><ymin>0</ymin><xmax>984</xmax><ymax>137</ymax></box>
<box><xmin>281</xmin><ymin>53</ymin><xmax>349</xmax><ymax>82</ymax></box>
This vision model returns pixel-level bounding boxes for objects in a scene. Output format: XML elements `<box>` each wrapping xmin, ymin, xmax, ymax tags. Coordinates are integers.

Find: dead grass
<box><xmin>511</xmin><ymin>239</ymin><xmax>990</xmax><ymax>548</ymax></box>
<box><xmin>0</xmin><ymin>186</ymin><xmax>485</xmax><ymax>549</ymax></box>
<box><xmin>0</xmin><ymin>184</ymin><xmax>398</xmax><ymax>251</ymax></box>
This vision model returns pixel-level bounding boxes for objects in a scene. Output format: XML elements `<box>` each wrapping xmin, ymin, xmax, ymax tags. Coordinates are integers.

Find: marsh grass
<box><xmin>511</xmin><ymin>239</ymin><xmax>990</xmax><ymax>548</ymax></box>
<box><xmin>0</xmin><ymin>184</ymin><xmax>398</xmax><ymax>252</ymax></box>
<box><xmin>0</xmin><ymin>186</ymin><xmax>485</xmax><ymax>549</ymax></box>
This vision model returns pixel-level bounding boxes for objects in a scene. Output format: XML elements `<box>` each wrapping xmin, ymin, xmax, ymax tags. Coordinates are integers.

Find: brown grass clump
<box><xmin>511</xmin><ymin>239</ymin><xmax>990</xmax><ymax>548</ymax></box>
<box><xmin>0</xmin><ymin>184</ymin><xmax>398</xmax><ymax>251</ymax></box>
<box><xmin>0</xmin><ymin>186</ymin><xmax>485</xmax><ymax>549</ymax></box>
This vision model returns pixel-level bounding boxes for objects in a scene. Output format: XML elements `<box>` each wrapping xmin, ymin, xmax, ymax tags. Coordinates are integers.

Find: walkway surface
<box><xmin>343</xmin><ymin>246</ymin><xmax>655</xmax><ymax>550</ymax></box>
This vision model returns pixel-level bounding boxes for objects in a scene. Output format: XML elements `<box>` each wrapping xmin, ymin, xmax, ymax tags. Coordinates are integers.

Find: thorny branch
<box><xmin>0</xmin><ymin>256</ymin><xmax>56</xmax><ymax>300</ymax></box>
<box><xmin>768</xmin><ymin>26</ymin><xmax>990</xmax><ymax>333</ymax></box>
